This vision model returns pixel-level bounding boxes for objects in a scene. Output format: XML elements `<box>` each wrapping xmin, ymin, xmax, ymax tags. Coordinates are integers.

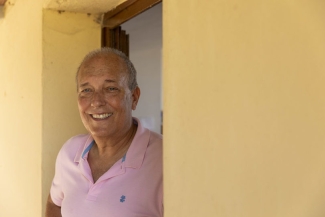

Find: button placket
<box><xmin>86</xmin><ymin>182</ymin><xmax>104</xmax><ymax>201</ymax></box>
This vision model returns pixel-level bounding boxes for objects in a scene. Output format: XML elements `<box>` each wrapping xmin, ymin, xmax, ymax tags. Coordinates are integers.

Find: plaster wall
<box><xmin>42</xmin><ymin>9</ymin><xmax>101</xmax><ymax>215</ymax></box>
<box><xmin>164</xmin><ymin>0</ymin><xmax>325</xmax><ymax>216</ymax></box>
<box><xmin>0</xmin><ymin>0</ymin><xmax>143</xmax><ymax>216</ymax></box>
<box><xmin>0</xmin><ymin>0</ymin><xmax>43</xmax><ymax>216</ymax></box>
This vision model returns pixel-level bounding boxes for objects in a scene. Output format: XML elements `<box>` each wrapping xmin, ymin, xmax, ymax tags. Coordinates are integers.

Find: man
<box><xmin>45</xmin><ymin>48</ymin><xmax>163</xmax><ymax>217</ymax></box>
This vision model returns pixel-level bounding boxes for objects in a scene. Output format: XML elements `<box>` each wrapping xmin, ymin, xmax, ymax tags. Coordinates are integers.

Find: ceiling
<box><xmin>43</xmin><ymin>0</ymin><xmax>125</xmax><ymax>14</ymax></box>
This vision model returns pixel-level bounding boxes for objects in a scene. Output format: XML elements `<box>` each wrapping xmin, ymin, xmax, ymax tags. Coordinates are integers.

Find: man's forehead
<box><xmin>77</xmin><ymin>71</ymin><xmax>128</xmax><ymax>88</ymax></box>
<box><xmin>78</xmin><ymin>67</ymin><xmax>127</xmax><ymax>80</ymax></box>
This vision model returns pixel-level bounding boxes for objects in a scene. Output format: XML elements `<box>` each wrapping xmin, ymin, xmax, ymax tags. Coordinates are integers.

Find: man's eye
<box><xmin>81</xmin><ymin>88</ymin><xmax>92</xmax><ymax>93</ymax></box>
<box><xmin>106</xmin><ymin>87</ymin><xmax>118</xmax><ymax>91</ymax></box>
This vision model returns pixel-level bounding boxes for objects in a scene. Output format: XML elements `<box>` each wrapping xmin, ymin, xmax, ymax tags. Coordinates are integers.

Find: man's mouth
<box><xmin>91</xmin><ymin>113</ymin><xmax>113</xmax><ymax>119</ymax></box>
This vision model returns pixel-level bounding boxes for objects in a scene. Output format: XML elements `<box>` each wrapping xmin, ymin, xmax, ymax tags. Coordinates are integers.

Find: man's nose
<box><xmin>90</xmin><ymin>91</ymin><xmax>106</xmax><ymax>108</ymax></box>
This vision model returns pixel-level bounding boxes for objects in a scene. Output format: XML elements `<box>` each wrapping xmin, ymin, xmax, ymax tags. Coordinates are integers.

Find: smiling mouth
<box><xmin>91</xmin><ymin>113</ymin><xmax>113</xmax><ymax>119</ymax></box>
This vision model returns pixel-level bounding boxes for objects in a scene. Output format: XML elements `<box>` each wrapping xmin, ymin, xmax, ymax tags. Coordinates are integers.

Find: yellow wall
<box><xmin>164</xmin><ymin>1</ymin><xmax>325</xmax><ymax>216</ymax></box>
<box><xmin>0</xmin><ymin>0</ymin><xmax>43</xmax><ymax>216</ymax></box>
<box><xmin>42</xmin><ymin>10</ymin><xmax>101</xmax><ymax>215</ymax></box>
<box><xmin>0</xmin><ymin>3</ymin><xmax>100</xmax><ymax>216</ymax></box>
<box><xmin>2</xmin><ymin>0</ymin><xmax>325</xmax><ymax>216</ymax></box>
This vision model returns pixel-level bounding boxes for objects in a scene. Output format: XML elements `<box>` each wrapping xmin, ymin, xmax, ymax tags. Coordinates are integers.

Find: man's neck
<box><xmin>91</xmin><ymin>123</ymin><xmax>137</xmax><ymax>158</ymax></box>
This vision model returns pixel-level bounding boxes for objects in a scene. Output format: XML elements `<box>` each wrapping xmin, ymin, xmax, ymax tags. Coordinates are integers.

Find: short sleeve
<box><xmin>50</xmin><ymin>150</ymin><xmax>64</xmax><ymax>206</ymax></box>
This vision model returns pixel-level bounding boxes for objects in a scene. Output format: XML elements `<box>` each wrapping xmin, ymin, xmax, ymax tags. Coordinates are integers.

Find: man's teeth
<box><xmin>92</xmin><ymin>113</ymin><xmax>112</xmax><ymax>119</ymax></box>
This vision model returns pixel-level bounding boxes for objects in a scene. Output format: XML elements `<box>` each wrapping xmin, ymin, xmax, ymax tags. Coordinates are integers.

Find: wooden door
<box><xmin>102</xmin><ymin>26</ymin><xmax>129</xmax><ymax>57</ymax></box>
<box><xmin>101</xmin><ymin>0</ymin><xmax>162</xmax><ymax>57</ymax></box>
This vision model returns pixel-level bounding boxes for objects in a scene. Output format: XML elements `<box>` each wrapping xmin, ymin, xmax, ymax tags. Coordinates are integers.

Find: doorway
<box><xmin>102</xmin><ymin>2</ymin><xmax>162</xmax><ymax>134</ymax></box>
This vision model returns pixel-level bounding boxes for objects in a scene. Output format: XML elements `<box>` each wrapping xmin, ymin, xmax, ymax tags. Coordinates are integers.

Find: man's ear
<box><xmin>131</xmin><ymin>86</ymin><xmax>141</xmax><ymax>110</ymax></box>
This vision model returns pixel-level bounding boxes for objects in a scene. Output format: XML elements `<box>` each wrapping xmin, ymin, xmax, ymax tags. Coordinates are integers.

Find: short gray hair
<box><xmin>76</xmin><ymin>47</ymin><xmax>138</xmax><ymax>91</ymax></box>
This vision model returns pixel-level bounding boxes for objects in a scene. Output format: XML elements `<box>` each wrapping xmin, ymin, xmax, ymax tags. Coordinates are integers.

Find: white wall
<box><xmin>122</xmin><ymin>3</ymin><xmax>162</xmax><ymax>134</ymax></box>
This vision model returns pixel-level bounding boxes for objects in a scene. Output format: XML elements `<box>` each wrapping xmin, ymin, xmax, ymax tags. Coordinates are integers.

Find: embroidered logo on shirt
<box><xmin>120</xmin><ymin>195</ymin><xmax>126</xmax><ymax>203</ymax></box>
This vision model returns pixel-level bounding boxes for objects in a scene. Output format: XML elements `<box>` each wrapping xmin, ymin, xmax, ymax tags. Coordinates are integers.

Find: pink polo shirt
<box><xmin>50</xmin><ymin>119</ymin><xmax>163</xmax><ymax>217</ymax></box>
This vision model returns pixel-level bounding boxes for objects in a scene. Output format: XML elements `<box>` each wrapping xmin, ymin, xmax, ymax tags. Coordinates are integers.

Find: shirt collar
<box><xmin>124</xmin><ymin>117</ymin><xmax>150</xmax><ymax>169</ymax></box>
<box><xmin>74</xmin><ymin>134</ymin><xmax>93</xmax><ymax>163</ymax></box>
<box><xmin>74</xmin><ymin>117</ymin><xmax>150</xmax><ymax>169</ymax></box>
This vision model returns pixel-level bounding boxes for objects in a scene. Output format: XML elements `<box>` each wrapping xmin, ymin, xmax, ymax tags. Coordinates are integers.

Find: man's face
<box><xmin>77</xmin><ymin>54</ymin><xmax>140</xmax><ymax>139</ymax></box>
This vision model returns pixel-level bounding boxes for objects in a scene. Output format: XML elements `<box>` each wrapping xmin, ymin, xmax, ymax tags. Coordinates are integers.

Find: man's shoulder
<box><xmin>142</xmin><ymin>130</ymin><xmax>163</xmax><ymax>171</ymax></box>
<box><xmin>148</xmin><ymin>130</ymin><xmax>162</xmax><ymax>145</ymax></box>
<box><xmin>146</xmin><ymin>130</ymin><xmax>162</xmax><ymax>156</ymax></box>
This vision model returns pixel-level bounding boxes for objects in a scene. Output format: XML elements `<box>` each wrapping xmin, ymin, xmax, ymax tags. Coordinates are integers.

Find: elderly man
<box><xmin>45</xmin><ymin>48</ymin><xmax>163</xmax><ymax>217</ymax></box>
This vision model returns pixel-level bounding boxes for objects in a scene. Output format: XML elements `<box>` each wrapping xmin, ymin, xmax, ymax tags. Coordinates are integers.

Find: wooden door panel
<box><xmin>102</xmin><ymin>26</ymin><xmax>129</xmax><ymax>57</ymax></box>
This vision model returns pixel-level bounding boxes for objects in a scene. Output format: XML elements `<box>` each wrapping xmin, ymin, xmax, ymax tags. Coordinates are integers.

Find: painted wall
<box><xmin>122</xmin><ymin>3</ymin><xmax>162</xmax><ymax>134</ymax></box>
<box><xmin>3</xmin><ymin>0</ymin><xmax>325</xmax><ymax>216</ymax></box>
<box><xmin>0</xmin><ymin>2</ymin><xmax>101</xmax><ymax>217</ymax></box>
<box><xmin>0</xmin><ymin>0</ymin><xmax>43</xmax><ymax>216</ymax></box>
<box><xmin>164</xmin><ymin>1</ymin><xmax>325</xmax><ymax>217</ymax></box>
<box><xmin>2</xmin><ymin>0</ymin><xmax>162</xmax><ymax>216</ymax></box>
<box><xmin>42</xmin><ymin>10</ymin><xmax>101</xmax><ymax>216</ymax></box>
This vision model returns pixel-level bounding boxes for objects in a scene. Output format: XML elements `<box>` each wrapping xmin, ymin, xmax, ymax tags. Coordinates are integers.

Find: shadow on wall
<box><xmin>0</xmin><ymin>7</ymin><xmax>4</xmax><ymax>18</ymax></box>
<box><xmin>0</xmin><ymin>0</ymin><xmax>6</xmax><ymax>18</ymax></box>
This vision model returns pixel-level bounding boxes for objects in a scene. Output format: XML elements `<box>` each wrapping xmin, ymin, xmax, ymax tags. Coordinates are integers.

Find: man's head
<box><xmin>76</xmin><ymin>47</ymin><xmax>138</xmax><ymax>91</ymax></box>
<box><xmin>76</xmin><ymin>48</ymin><xmax>140</xmax><ymax>139</ymax></box>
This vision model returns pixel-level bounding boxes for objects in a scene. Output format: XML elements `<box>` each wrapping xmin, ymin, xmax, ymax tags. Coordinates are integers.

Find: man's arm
<box><xmin>45</xmin><ymin>194</ymin><xmax>62</xmax><ymax>217</ymax></box>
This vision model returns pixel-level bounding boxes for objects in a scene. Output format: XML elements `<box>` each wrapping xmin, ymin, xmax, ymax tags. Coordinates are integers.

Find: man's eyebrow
<box><xmin>79</xmin><ymin>82</ymin><xmax>89</xmax><ymax>87</ymax></box>
<box><xmin>79</xmin><ymin>79</ymin><xmax>116</xmax><ymax>87</ymax></box>
<box><xmin>104</xmin><ymin>79</ymin><xmax>116</xmax><ymax>83</ymax></box>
